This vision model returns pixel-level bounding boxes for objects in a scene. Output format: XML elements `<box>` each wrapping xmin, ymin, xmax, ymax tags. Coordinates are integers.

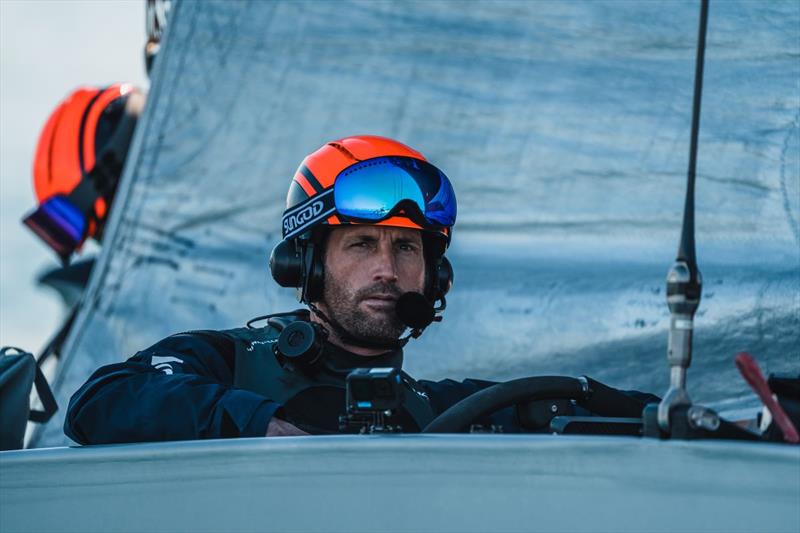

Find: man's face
<box><xmin>320</xmin><ymin>225</ymin><xmax>426</xmax><ymax>344</ymax></box>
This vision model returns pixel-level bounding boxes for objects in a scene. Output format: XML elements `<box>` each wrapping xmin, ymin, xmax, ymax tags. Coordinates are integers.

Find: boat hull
<box><xmin>3</xmin><ymin>435</ymin><xmax>798</xmax><ymax>532</ymax></box>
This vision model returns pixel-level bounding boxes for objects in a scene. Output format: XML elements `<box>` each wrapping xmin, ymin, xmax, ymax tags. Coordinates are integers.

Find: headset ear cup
<box><xmin>434</xmin><ymin>255</ymin><xmax>453</xmax><ymax>301</ymax></box>
<box><xmin>269</xmin><ymin>239</ymin><xmax>303</xmax><ymax>287</ymax></box>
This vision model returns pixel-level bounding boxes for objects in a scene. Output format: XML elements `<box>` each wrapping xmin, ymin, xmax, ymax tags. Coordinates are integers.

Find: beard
<box><xmin>322</xmin><ymin>273</ymin><xmax>408</xmax><ymax>344</ymax></box>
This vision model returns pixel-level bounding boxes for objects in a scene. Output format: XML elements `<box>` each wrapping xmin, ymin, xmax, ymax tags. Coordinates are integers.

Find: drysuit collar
<box><xmin>258</xmin><ymin>308</ymin><xmax>404</xmax><ymax>372</ymax></box>
<box><xmin>321</xmin><ymin>338</ymin><xmax>403</xmax><ymax>375</ymax></box>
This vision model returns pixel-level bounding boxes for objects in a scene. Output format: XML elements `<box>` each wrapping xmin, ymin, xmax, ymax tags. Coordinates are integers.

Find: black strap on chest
<box><xmin>231</xmin><ymin>318</ymin><xmax>436</xmax><ymax>432</ymax></box>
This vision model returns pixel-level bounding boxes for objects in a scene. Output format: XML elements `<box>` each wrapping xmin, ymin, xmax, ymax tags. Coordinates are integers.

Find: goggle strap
<box><xmin>98</xmin><ymin>111</ymin><xmax>138</xmax><ymax>179</ymax></box>
<box><xmin>66</xmin><ymin>178</ymin><xmax>102</xmax><ymax>216</ymax></box>
<box><xmin>281</xmin><ymin>188</ymin><xmax>336</xmax><ymax>239</ymax></box>
<box><xmin>80</xmin><ymin>110</ymin><xmax>137</xmax><ymax>201</ymax></box>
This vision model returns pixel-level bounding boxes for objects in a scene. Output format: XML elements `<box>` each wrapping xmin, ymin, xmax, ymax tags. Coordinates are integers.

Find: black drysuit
<box><xmin>65</xmin><ymin>316</ymin><xmax>658</xmax><ymax>444</ymax></box>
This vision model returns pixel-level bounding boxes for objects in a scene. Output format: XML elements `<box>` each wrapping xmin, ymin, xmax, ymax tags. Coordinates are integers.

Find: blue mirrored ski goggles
<box><xmin>334</xmin><ymin>156</ymin><xmax>457</xmax><ymax>227</ymax></box>
<box><xmin>282</xmin><ymin>156</ymin><xmax>457</xmax><ymax>240</ymax></box>
<box><xmin>22</xmin><ymin>195</ymin><xmax>87</xmax><ymax>261</ymax></box>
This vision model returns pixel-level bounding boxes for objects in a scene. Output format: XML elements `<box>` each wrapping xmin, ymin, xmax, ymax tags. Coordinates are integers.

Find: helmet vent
<box><xmin>327</xmin><ymin>142</ymin><xmax>361</xmax><ymax>162</ymax></box>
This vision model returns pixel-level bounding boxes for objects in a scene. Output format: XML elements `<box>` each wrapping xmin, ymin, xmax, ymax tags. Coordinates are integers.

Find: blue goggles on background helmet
<box><xmin>22</xmin><ymin>195</ymin><xmax>88</xmax><ymax>262</ymax></box>
<box><xmin>281</xmin><ymin>156</ymin><xmax>457</xmax><ymax>240</ymax></box>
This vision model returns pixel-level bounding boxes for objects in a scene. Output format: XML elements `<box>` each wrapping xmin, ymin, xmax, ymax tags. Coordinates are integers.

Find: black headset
<box><xmin>269</xmin><ymin>230</ymin><xmax>453</xmax><ymax>307</ymax></box>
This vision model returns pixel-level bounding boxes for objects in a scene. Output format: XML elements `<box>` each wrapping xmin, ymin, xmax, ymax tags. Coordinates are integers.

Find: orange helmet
<box><xmin>24</xmin><ymin>84</ymin><xmax>140</xmax><ymax>260</ymax></box>
<box><xmin>272</xmin><ymin>135</ymin><xmax>456</xmax><ymax>305</ymax></box>
<box><xmin>283</xmin><ymin>135</ymin><xmax>455</xmax><ymax>244</ymax></box>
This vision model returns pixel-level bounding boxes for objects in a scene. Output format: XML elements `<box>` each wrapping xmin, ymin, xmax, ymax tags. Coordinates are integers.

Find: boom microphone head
<box><xmin>396</xmin><ymin>292</ymin><xmax>435</xmax><ymax>330</ymax></box>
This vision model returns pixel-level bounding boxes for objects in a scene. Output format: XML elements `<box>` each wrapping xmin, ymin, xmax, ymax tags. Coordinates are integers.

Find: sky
<box><xmin>0</xmin><ymin>0</ymin><xmax>148</xmax><ymax>352</ymax></box>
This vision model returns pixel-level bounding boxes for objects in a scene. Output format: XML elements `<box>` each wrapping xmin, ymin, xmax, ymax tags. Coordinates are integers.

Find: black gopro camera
<box><xmin>340</xmin><ymin>368</ymin><xmax>405</xmax><ymax>434</ymax></box>
<box><xmin>346</xmin><ymin>367</ymin><xmax>404</xmax><ymax>414</ymax></box>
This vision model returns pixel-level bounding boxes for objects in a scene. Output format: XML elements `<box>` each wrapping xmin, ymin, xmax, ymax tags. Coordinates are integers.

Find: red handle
<box><xmin>735</xmin><ymin>352</ymin><xmax>799</xmax><ymax>444</ymax></box>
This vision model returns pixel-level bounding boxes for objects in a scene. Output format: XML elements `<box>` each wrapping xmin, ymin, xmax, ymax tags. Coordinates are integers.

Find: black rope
<box><xmin>35</xmin><ymin>305</ymin><xmax>80</xmax><ymax>367</ymax></box>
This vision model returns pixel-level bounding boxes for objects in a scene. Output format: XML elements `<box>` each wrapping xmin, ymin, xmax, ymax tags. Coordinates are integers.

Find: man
<box><xmin>20</xmin><ymin>84</ymin><xmax>146</xmax><ymax>370</ymax></box>
<box><xmin>65</xmin><ymin>135</ymin><xmax>656</xmax><ymax>443</ymax></box>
